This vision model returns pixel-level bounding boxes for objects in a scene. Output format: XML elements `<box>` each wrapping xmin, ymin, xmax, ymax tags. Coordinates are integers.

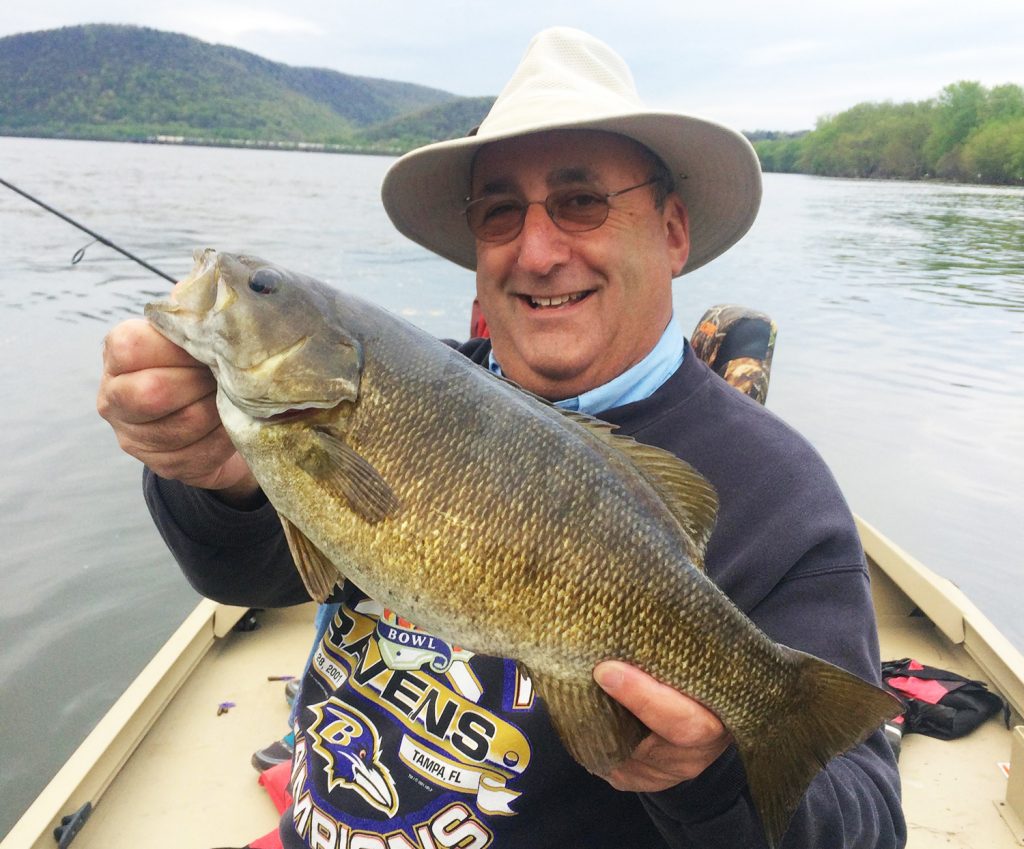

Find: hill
<box><xmin>0</xmin><ymin>24</ymin><xmax>494</xmax><ymax>152</ymax></box>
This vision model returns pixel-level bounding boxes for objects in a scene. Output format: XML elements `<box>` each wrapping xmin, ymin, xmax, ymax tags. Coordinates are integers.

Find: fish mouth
<box><xmin>144</xmin><ymin>250</ymin><xmax>230</xmax><ymax>356</ymax></box>
<box><xmin>519</xmin><ymin>290</ymin><xmax>593</xmax><ymax>310</ymax></box>
<box><xmin>146</xmin><ymin>248</ymin><xmax>221</xmax><ymax>320</ymax></box>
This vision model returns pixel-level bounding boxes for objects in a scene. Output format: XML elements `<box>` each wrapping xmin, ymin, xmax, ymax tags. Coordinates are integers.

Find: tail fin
<box><xmin>736</xmin><ymin>649</ymin><xmax>901</xmax><ymax>848</ymax></box>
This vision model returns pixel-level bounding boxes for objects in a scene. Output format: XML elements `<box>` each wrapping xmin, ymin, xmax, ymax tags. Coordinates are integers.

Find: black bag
<box><xmin>881</xmin><ymin>658</ymin><xmax>1008</xmax><ymax>740</ymax></box>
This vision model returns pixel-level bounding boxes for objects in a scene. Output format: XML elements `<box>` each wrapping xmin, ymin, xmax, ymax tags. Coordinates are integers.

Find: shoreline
<box><xmin>0</xmin><ymin>131</ymin><xmax>405</xmax><ymax>157</ymax></box>
<box><xmin>4</xmin><ymin>133</ymin><xmax>1021</xmax><ymax>186</ymax></box>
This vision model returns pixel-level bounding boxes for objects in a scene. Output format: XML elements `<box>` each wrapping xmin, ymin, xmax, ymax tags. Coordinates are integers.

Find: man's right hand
<box><xmin>97</xmin><ymin>318</ymin><xmax>261</xmax><ymax>506</ymax></box>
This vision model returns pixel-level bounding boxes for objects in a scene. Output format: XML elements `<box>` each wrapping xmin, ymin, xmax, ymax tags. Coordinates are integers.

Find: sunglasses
<box><xmin>464</xmin><ymin>177</ymin><xmax>661</xmax><ymax>243</ymax></box>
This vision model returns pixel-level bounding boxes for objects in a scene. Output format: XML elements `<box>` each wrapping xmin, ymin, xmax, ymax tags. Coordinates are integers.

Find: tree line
<box><xmin>753</xmin><ymin>81</ymin><xmax>1024</xmax><ymax>184</ymax></box>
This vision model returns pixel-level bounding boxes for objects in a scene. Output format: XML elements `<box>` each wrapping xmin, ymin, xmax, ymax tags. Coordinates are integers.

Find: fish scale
<box><xmin>146</xmin><ymin>249</ymin><xmax>900</xmax><ymax>848</ymax></box>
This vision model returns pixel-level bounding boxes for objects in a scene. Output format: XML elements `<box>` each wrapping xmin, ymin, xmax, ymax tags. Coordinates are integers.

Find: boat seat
<box><xmin>690</xmin><ymin>304</ymin><xmax>776</xmax><ymax>406</ymax></box>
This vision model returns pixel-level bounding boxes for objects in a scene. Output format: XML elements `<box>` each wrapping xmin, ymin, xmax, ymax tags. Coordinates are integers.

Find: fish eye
<box><xmin>249</xmin><ymin>268</ymin><xmax>282</xmax><ymax>295</ymax></box>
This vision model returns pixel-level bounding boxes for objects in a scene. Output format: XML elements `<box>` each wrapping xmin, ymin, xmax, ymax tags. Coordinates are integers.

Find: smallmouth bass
<box><xmin>145</xmin><ymin>249</ymin><xmax>899</xmax><ymax>847</ymax></box>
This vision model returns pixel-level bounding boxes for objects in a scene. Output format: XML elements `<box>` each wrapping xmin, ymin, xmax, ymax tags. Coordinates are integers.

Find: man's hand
<box><xmin>97</xmin><ymin>318</ymin><xmax>259</xmax><ymax>505</ymax></box>
<box><xmin>594</xmin><ymin>660</ymin><xmax>732</xmax><ymax>792</ymax></box>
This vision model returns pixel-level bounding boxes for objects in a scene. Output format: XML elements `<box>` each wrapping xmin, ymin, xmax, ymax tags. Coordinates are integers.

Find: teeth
<box><xmin>530</xmin><ymin>292</ymin><xmax>586</xmax><ymax>308</ymax></box>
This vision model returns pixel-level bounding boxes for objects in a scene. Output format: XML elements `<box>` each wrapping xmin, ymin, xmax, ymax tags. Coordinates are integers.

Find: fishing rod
<box><xmin>0</xmin><ymin>176</ymin><xmax>176</xmax><ymax>283</ymax></box>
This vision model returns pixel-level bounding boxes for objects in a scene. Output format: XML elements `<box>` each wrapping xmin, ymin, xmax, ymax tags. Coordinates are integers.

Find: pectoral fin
<box><xmin>280</xmin><ymin>514</ymin><xmax>341</xmax><ymax>603</ymax></box>
<box><xmin>526</xmin><ymin>666</ymin><xmax>648</xmax><ymax>776</ymax></box>
<box><xmin>297</xmin><ymin>427</ymin><xmax>400</xmax><ymax>523</ymax></box>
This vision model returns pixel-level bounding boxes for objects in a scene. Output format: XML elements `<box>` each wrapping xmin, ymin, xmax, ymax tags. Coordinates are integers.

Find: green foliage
<box><xmin>923</xmin><ymin>81</ymin><xmax>988</xmax><ymax>175</ymax></box>
<box><xmin>355</xmin><ymin>97</ymin><xmax>495</xmax><ymax>148</ymax></box>
<box><xmin>0</xmin><ymin>24</ymin><xmax>486</xmax><ymax>152</ymax></box>
<box><xmin>753</xmin><ymin>81</ymin><xmax>1024</xmax><ymax>184</ymax></box>
<box><xmin>961</xmin><ymin>117</ymin><xmax>1024</xmax><ymax>183</ymax></box>
<box><xmin>985</xmin><ymin>84</ymin><xmax>1024</xmax><ymax>123</ymax></box>
<box><xmin>751</xmin><ymin>133</ymin><xmax>806</xmax><ymax>173</ymax></box>
<box><xmin>6</xmin><ymin>25</ymin><xmax>1021</xmax><ymax>183</ymax></box>
<box><xmin>794</xmin><ymin>101</ymin><xmax>934</xmax><ymax>179</ymax></box>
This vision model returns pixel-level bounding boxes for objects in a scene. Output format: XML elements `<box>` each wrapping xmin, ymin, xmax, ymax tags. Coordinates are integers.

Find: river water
<box><xmin>1</xmin><ymin>137</ymin><xmax>1022</xmax><ymax>836</ymax></box>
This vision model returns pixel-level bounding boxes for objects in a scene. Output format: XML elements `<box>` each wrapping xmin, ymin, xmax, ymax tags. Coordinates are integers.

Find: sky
<box><xmin>3</xmin><ymin>1</ymin><xmax>1023</xmax><ymax>132</ymax></box>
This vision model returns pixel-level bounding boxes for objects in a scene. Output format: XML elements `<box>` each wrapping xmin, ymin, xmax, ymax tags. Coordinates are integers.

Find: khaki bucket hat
<box><xmin>381</xmin><ymin>27</ymin><xmax>762</xmax><ymax>277</ymax></box>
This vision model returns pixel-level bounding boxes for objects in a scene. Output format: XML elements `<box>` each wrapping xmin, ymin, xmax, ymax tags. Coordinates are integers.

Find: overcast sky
<box><xmin>4</xmin><ymin>1</ymin><xmax>1022</xmax><ymax>132</ymax></box>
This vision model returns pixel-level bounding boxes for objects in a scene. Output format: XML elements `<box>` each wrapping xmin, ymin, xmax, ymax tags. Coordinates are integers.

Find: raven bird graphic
<box><xmin>307</xmin><ymin>698</ymin><xmax>399</xmax><ymax>815</ymax></box>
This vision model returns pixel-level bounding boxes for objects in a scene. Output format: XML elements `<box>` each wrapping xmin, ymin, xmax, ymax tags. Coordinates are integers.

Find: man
<box><xmin>98</xmin><ymin>27</ymin><xmax>904</xmax><ymax>848</ymax></box>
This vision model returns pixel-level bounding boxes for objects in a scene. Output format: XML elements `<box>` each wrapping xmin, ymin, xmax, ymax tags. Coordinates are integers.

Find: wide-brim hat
<box><xmin>381</xmin><ymin>27</ymin><xmax>762</xmax><ymax>277</ymax></box>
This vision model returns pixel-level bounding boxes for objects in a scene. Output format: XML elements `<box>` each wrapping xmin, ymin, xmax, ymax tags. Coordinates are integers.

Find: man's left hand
<box><xmin>593</xmin><ymin>660</ymin><xmax>733</xmax><ymax>792</ymax></box>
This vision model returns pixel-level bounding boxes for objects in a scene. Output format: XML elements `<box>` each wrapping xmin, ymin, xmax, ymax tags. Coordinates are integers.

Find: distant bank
<box><xmin>103</xmin><ymin>133</ymin><xmax>405</xmax><ymax>157</ymax></box>
<box><xmin>752</xmin><ymin>81</ymin><xmax>1024</xmax><ymax>185</ymax></box>
<box><xmin>0</xmin><ymin>24</ymin><xmax>494</xmax><ymax>154</ymax></box>
<box><xmin>2</xmin><ymin>25</ymin><xmax>1021</xmax><ymax>182</ymax></box>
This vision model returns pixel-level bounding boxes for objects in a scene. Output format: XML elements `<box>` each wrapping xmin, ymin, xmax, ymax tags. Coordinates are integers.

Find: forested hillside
<box><xmin>3</xmin><ymin>25</ymin><xmax>1020</xmax><ymax>181</ymax></box>
<box><xmin>755</xmin><ymin>82</ymin><xmax>1024</xmax><ymax>184</ymax></box>
<box><xmin>0</xmin><ymin>24</ymin><xmax>493</xmax><ymax>151</ymax></box>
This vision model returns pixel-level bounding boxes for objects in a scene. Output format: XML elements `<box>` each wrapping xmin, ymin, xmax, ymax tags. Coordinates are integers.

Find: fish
<box><xmin>145</xmin><ymin>248</ymin><xmax>899</xmax><ymax>847</ymax></box>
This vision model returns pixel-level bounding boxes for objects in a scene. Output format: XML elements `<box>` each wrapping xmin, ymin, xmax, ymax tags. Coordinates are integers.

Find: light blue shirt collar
<box><xmin>487</xmin><ymin>315</ymin><xmax>685</xmax><ymax>415</ymax></box>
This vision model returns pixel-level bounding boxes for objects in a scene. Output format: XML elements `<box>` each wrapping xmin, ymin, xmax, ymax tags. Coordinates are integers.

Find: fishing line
<box><xmin>0</xmin><ymin>176</ymin><xmax>177</xmax><ymax>283</ymax></box>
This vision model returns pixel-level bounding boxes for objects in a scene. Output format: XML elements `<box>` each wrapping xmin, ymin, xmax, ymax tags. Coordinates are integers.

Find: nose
<box><xmin>515</xmin><ymin>201</ymin><xmax>571</xmax><ymax>275</ymax></box>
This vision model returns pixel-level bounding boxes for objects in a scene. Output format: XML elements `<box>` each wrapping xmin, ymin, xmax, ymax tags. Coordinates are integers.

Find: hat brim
<box><xmin>381</xmin><ymin>112</ymin><xmax>762</xmax><ymax>277</ymax></box>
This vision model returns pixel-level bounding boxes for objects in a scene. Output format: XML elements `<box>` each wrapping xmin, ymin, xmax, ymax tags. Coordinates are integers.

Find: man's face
<box><xmin>471</xmin><ymin>131</ymin><xmax>690</xmax><ymax>400</ymax></box>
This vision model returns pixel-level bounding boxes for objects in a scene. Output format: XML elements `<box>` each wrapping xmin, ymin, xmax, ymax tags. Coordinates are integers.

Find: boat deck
<box><xmin>62</xmin><ymin>601</ymin><xmax>1024</xmax><ymax>849</ymax></box>
<box><xmin>73</xmin><ymin>605</ymin><xmax>315</xmax><ymax>847</ymax></box>
<box><xmin>877</xmin><ymin>610</ymin><xmax>1017</xmax><ymax>847</ymax></box>
<box><xmin>5</xmin><ymin>523</ymin><xmax>1023</xmax><ymax>848</ymax></box>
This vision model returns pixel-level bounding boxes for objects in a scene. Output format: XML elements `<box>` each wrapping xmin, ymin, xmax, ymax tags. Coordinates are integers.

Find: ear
<box><xmin>662</xmin><ymin>195</ymin><xmax>690</xmax><ymax>276</ymax></box>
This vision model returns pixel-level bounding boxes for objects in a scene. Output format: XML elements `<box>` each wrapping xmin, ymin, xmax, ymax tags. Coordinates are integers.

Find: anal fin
<box><xmin>527</xmin><ymin>667</ymin><xmax>649</xmax><ymax>775</ymax></box>
<box><xmin>280</xmin><ymin>514</ymin><xmax>342</xmax><ymax>603</ymax></box>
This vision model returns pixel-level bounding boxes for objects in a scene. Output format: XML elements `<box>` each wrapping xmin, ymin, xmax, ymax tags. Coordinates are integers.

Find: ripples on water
<box><xmin>817</xmin><ymin>183</ymin><xmax>1024</xmax><ymax>312</ymax></box>
<box><xmin>1</xmin><ymin>139</ymin><xmax>1022</xmax><ymax>836</ymax></box>
<box><xmin>682</xmin><ymin>177</ymin><xmax>1024</xmax><ymax>679</ymax></box>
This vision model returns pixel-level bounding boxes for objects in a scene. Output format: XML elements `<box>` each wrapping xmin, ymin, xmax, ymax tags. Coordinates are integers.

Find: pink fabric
<box><xmin>248</xmin><ymin>762</ymin><xmax>293</xmax><ymax>848</ymax></box>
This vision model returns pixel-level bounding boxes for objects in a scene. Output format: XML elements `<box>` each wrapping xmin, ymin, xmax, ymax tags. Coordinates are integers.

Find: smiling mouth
<box><xmin>523</xmin><ymin>291</ymin><xmax>592</xmax><ymax>309</ymax></box>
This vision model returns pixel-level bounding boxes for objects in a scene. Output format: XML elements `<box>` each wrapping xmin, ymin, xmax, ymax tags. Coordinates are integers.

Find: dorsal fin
<box><xmin>570</xmin><ymin>416</ymin><xmax>718</xmax><ymax>570</ymax></box>
<box><xmin>488</xmin><ymin>370</ymin><xmax>718</xmax><ymax>569</ymax></box>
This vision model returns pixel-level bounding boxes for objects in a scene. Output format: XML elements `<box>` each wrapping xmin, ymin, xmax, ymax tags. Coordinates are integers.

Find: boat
<box><xmin>3</xmin><ymin>517</ymin><xmax>1021</xmax><ymax>848</ymax></box>
<box><xmin>4</xmin><ymin>308</ymin><xmax>1021</xmax><ymax>848</ymax></box>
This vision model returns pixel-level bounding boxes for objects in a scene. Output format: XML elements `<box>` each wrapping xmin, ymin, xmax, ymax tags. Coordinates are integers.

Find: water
<box><xmin>1</xmin><ymin>138</ymin><xmax>1021</xmax><ymax>836</ymax></box>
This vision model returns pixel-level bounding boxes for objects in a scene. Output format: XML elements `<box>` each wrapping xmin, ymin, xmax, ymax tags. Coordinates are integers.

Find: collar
<box><xmin>487</xmin><ymin>314</ymin><xmax>685</xmax><ymax>415</ymax></box>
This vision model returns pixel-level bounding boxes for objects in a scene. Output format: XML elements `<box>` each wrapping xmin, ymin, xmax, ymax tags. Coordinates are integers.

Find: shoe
<box><xmin>285</xmin><ymin>678</ymin><xmax>301</xmax><ymax>707</ymax></box>
<box><xmin>251</xmin><ymin>731</ymin><xmax>295</xmax><ymax>773</ymax></box>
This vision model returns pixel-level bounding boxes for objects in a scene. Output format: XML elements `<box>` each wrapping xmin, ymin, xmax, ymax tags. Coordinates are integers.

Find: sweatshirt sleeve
<box><xmin>143</xmin><ymin>466</ymin><xmax>310</xmax><ymax>607</ymax></box>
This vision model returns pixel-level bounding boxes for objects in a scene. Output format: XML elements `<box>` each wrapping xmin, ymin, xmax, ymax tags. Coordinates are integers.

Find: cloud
<box><xmin>744</xmin><ymin>40</ymin><xmax>826</xmax><ymax>68</ymax></box>
<box><xmin>154</xmin><ymin>5</ymin><xmax>325</xmax><ymax>42</ymax></box>
<box><xmin>1</xmin><ymin>0</ymin><xmax>1021</xmax><ymax>131</ymax></box>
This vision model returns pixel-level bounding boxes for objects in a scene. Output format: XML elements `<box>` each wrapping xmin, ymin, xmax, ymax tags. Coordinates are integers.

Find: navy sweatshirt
<box><xmin>144</xmin><ymin>339</ymin><xmax>905</xmax><ymax>848</ymax></box>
